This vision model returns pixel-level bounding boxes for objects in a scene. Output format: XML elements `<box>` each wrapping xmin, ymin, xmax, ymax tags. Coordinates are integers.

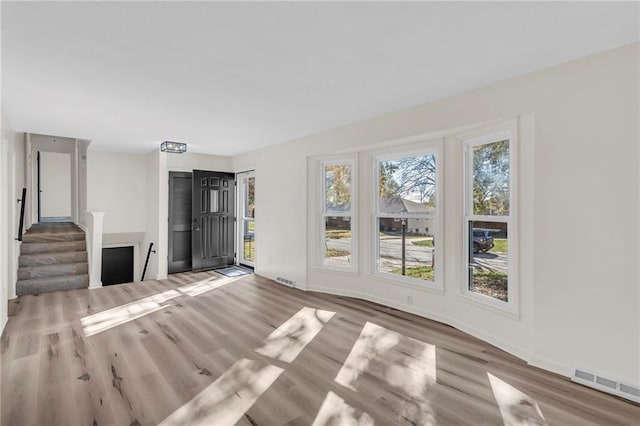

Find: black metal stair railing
<box><xmin>141</xmin><ymin>242</ymin><xmax>156</xmax><ymax>281</ymax></box>
<box><xmin>16</xmin><ymin>188</ymin><xmax>26</xmax><ymax>241</ymax></box>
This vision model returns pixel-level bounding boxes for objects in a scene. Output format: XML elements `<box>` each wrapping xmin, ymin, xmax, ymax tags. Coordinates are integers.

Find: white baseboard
<box><xmin>529</xmin><ymin>355</ymin><xmax>572</xmax><ymax>378</ymax></box>
<box><xmin>307</xmin><ymin>284</ymin><xmax>363</xmax><ymax>300</ymax></box>
<box><xmin>306</xmin><ymin>283</ymin><xmax>564</xmax><ymax>378</ymax></box>
<box><xmin>256</xmin><ymin>271</ymin><xmax>307</xmax><ymax>290</ymax></box>
<box><xmin>447</xmin><ymin>317</ymin><xmax>533</xmax><ymax>365</ymax></box>
<box><xmin>10</xmin><ymin>240</ymin><xmax>19</xmax><ymax>299</ymax></box>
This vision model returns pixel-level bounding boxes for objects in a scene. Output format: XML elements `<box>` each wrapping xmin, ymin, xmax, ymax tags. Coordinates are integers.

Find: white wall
<box><xmin>77</xmin><ymin>140</ymin><xmax>90</xmax><ymax>227</ymax></box>
<box><xmin>157</xmin><ymin>151</ymin><xmax>168</xmax><ymax>280</ymax></box>
<box><xmin>138</xmin><ymin>149</ymin><xmax>168</xmax><ymax>280</ymax></box>
<box><xmin>232</xmin><ymin>43</ymin><xmax>640</xmax><ymax>384</ymax></box>
<box><xmin>168</xmin><ymin>152</ymin><xmax>233</xmax><ymax>173</ymax></box>
<box><xmin>87</xmin><ymin>150</ymin><xmax>147</xmax><ymax>234</ymax></box>
<box><xmin>0</xmin><ymin>118</ymin><xmax>9</xmax><ymax>331</ymax></box>
<box><xmin>39</xmin><ymin>151</ymin><xmax>72</xmax><ymax>218</ymax></box>
<box><xmin>1</xmin><ymin>116</ymin><xmax>25</xmax><ymax>330</ymax></box>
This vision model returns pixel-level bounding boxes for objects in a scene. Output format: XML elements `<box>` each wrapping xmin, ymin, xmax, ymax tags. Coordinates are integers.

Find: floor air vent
<box><xmin>620</xmin><ymin>383</ymin><xmax>640</xmax><ymax>399</ymax></box>
<box><xmin>572</xmin><ymin>368</ymin><xmax>640</xmax><ymax>403</ymax></box>
<box><xmin>276</xmin><ymin>277</ymin><xmax>295</xmax><ymax>287</ymax></box>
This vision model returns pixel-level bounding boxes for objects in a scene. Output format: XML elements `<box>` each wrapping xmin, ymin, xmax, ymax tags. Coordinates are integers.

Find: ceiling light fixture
<box><xmin>161</xmin><ymin>141</ymin><xmax>187</xmax><ymax>154</ymax></box>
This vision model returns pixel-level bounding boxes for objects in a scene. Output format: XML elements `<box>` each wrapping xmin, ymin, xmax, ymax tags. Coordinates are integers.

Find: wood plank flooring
<box><xmin>1</xmin><ymin>271</ymin><xmax>638</xmax><ymax>425</ymax></box>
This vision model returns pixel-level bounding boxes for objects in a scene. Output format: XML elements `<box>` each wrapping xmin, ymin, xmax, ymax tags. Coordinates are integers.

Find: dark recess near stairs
<box><xmin>101</xmin><ymin>246</ymin><xmax>134</xmax><ymax>286</ymax></box>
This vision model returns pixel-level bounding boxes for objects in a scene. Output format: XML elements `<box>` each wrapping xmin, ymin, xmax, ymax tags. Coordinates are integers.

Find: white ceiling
<box><xmin>2</xmin><ymin>2</ymin><xmax>638</xmax><ymax>156</ymax></box>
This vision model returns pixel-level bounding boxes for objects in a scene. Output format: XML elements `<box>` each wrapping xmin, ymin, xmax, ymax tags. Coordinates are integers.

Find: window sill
<box><xmin>313</xmin><ymin>266</ymin><xmax>359</xmax><ymax>276</ymax></box>
<box><xmin>456</xmin><ymin>292</ymin><xmax>520</xmax><ymax>320</ymax></box>
<box><xmin>370</xmin><ymin>272</ymin><xmax>445</xmax><ymax>295</ymax></box>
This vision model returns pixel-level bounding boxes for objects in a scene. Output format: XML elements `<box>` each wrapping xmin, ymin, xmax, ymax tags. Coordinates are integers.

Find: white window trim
<box><xmin>236</xmin><ymin>170</ymin><xmax>256</xmax><ymax>267</ymax></box>
<box><xmin>371</xmin><ymin>142</ymin><xmax>444</xmax><ymax>292</ymax></box>
<box><xmin>459</xmin><ymin>123</ymin><xmax>520</xmax><ymax>317</ymax></box>
<box><xmin>319</xmin><ymin>157</ymin><xmax>358</xmax><ymax>273</ymax></box>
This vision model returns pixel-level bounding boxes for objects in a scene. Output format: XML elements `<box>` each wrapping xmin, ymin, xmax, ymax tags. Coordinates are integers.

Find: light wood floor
<box><xmin>1</xmin><ymin>271</ymin><xmax>638</xmax><ymax>425</ymax></box>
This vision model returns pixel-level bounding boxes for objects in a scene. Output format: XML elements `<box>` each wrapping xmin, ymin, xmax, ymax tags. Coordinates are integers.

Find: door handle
<box><xmin>192</xmin><ymin>226</ymin><xmax>200</xmax><ymax>231</ymax></box>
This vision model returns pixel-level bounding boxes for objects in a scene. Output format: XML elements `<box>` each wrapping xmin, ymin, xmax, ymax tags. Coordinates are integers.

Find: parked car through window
<box><xmin>472</xmin><ymin>228</ymin><xmax>494</xmax><ymax>253</ymax></box>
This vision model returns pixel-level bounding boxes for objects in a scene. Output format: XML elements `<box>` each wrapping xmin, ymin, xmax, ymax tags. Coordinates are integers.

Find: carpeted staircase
<box><xmin>17</xmin><ymin>222</ymin><xmax>90</xmax><ymax>296</ymax></box>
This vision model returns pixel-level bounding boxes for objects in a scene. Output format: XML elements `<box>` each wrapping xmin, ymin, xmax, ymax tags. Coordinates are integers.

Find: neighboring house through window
<box><xmin>373</xmin><ymin>144</ymin><xmax>443</xmax><ymax>290</ymax></box>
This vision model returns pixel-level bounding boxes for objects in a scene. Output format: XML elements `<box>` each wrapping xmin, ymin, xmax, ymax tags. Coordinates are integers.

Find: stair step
<box><xmin>19</xmin><ymin>251</ymin><xmax>88</xmax><ymax>267</ymax></box>
<box><xmin>18</xmin><ymin>262</ymin><xmax>88</xmax><ymax>280</ymax></box>
<box><xmin>16</xmin><ymin>274</ymin><xmax>89</xmax><ymax>296</ymax></box>
<box><xmin>20</xmin><ymin>240</ymin><xmax>86</xmax><ymax>254</ymax></box>
<box><xmin>22</xmin><ymin>232</ymin><xmax>85</xmax><ymax>243</ymax></box>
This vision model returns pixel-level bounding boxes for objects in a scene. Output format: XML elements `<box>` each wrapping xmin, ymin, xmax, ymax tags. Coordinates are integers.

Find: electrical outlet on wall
<box><xmin>406</xmin><ymin>294</ymin><xmax>413</xmax><ymax>305</ymax></box>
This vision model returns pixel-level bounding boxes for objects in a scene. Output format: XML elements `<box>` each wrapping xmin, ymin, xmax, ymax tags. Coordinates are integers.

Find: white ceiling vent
<box><xmin>572</xmin><ymin>367</ymin><xmax>640</xmax><ymax>403</ymax></box>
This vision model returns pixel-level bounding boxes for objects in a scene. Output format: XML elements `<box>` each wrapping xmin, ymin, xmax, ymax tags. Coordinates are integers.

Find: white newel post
<box><xmin>87</xmin><ymin>211</ymin><xmax>105</xmax><ymax>288</ymax></box>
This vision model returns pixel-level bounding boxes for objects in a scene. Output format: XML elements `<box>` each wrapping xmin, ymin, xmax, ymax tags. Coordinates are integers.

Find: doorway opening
<box><xmin>167</xmin><ymin>170</ymin><xmax>237</xmax><ymax>274</ymax></box>
<box><xmin>237</xmin><ymin>171</ymin><xmax>255</xmax><ymax>269</ymax></box>
<box><xmin>168</xmin><ymin>172</ymin><xmax>193</xmax><ymax>273</ymax></box>
<box><xmin>37</xmin><ymin>150</ymin><xmax>72</xmax><ymax>223</ymax></box>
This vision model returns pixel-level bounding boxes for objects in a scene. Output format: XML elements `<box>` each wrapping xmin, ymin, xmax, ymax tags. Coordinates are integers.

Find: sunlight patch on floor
<box><xmin>81</xmin><ymin>289</ymin><xmax>180</xmax><ymax>337</ymax></box>
<box><xmin>335</xmin><ymin>322</ymin><xmax>400</xmax><ymax>390</ymax></box>
<box><xmin>177</xmin><ymin>275</ymin><xmax>239</xmax><ymax>297</ymax></box>
<box><xmin>82</xmin><ymin>275</ymin><xmax>242</xmax><ymax>337</ymax></box>
<box><xmin>160</xmin><ymin>358</ymin><xmax>283</xmax><ymax>426</ymax></box>
<box><xmin>311</xmin><ymin>391</ymin><xmax>374</xmax><ymax>426</ymax></box>
<box><xmin>386</xmin><ymin>339</ymin><xmax>436</xmax><ymax>399</ymax></box>
<box><xmin>255</xmin><ymin>307</ymin><xmax>335</xmax><ymax>363</ymax></box>
<box><xmin>335</xmin><ymin>322</ymin><xmax>437</xmax><ymax>424</ymax></box>
<box><xmin>488</xmin><ymin>372</ymin><xmax>547</xmax><ymax>426</ymax></box>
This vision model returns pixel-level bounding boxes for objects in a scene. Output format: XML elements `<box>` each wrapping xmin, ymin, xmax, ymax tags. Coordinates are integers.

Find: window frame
<box><xmin>320</xmin><ymin>157</ymin><xmax>358</xmax><ymax>272</ymax></box>
<box><xmin>237</xmin><ymin>171</ymin><xmax>256</xmax><ymax>267</ymax></box>
<box><xmin>461</xmin><ymin>125</ymin><xmax>519</xmax><ymax>316</ymax></box>
<box><xmin>372</xmin><ymin>143</ymin><xmax>444</xmax><ymax>292</ymax></box>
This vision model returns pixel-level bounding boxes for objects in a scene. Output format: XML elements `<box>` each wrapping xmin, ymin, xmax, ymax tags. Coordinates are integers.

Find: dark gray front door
<box><xmin>168</xmin><ymin>172</ymin><xmax>193</xmax><ymax>273</ymax></box>
<box><xmin>192</xmin><ymin>170</ymin><xmax>235</xmax><ymax>270</ymax></box>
